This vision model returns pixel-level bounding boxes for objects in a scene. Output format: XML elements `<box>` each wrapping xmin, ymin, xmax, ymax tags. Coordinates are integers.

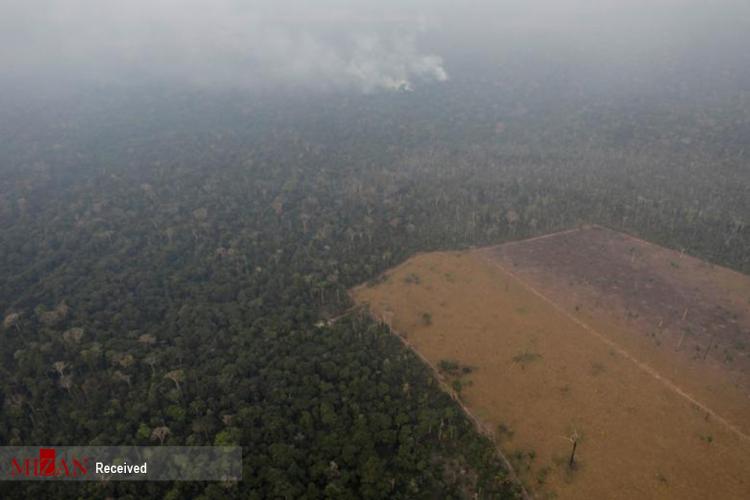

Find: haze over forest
<box><xmin>1</xmin><ymin>1</ymin><xmax>749</xmax><ymax>499</ymax></box>
<box><xmin>3</xmin><ymin>0</ymin><xmax>750</xmax><ymax>92</ymax></box>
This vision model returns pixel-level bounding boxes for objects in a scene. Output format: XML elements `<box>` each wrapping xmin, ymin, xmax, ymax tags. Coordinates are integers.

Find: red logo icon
<box><xmin>10</xmin><ymin>448</ymin><xmax>89</xmax><ymax>478</ymax></box>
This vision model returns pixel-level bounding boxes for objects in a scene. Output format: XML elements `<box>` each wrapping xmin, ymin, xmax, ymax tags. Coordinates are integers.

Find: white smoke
<box><xmin>0</xmin><ymin>0</ymin><xmax>449</xmax><ymax>92</ymax></box>
<box><xmin>345</xmin><ymin>34</ymin><xmax>448</xmax><ymax>92</ymax></box>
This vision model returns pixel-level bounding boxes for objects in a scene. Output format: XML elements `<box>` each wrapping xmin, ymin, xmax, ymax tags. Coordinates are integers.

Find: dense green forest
<box><xmin>1</xmin><ymin>74</ymin><xmax>749</xmax><ymax>498</ymax></box>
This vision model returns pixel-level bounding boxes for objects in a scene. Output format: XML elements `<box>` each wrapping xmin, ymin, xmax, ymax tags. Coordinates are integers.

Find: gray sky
<box><xmin>1</xmin><ymin>0</ymin><xmax>749</xmax><ymax>92</ymax></box>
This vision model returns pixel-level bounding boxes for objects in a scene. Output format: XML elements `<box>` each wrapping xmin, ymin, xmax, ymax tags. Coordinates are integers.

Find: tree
<box><xmin>151</xmin><ymin>426</ymin><xmax>171</xmax><ymax>445</ymax></box>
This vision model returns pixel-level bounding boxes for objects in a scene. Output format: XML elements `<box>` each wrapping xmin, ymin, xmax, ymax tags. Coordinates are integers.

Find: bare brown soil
<box><xmin>486</xmin><ymin>226</ymin><xmax>750</xmax><ymax>438</ymax></box>
<box><xmin>351</xmin><ymin>227</ymin><xmax>750</xmax><ymax>499</ymax></box>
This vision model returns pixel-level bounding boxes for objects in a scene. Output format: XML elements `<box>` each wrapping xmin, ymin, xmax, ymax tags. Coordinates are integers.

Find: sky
<box><xmin>1</xmin><ymin>0</ymin><xmax>749</xmax><ymax>93</ymax></box>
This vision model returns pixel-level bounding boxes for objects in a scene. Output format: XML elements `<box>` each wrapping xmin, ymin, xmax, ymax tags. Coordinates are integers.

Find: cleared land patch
<box><xmin>351</xmin><ymin>226</ymin><xmax>750</xmax><ymax>499</ymax></box>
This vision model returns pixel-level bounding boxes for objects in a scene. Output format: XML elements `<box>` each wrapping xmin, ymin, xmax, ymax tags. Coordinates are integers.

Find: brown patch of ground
<box><xmin>351</xmin><ymin>228</ymin><xmax>750</xmax><ymax>499</ymax></box>
<box><xmin>487</xmin><ymin>226</ymin><xmax>750</xmax><ymax>437</ymax></box>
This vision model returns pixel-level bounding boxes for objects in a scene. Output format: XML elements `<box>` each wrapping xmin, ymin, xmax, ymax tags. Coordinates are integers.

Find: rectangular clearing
<box><xmin>352</xmin><ymin>226</ymin><xmax>750</xmax><ymax>499</ymax></box>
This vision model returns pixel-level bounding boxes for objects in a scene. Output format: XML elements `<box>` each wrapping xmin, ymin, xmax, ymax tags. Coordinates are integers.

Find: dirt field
<box><xmin>351</xmin><ymin>226</ymin><xmax>750</xmax><ymax>499</ymax></box>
